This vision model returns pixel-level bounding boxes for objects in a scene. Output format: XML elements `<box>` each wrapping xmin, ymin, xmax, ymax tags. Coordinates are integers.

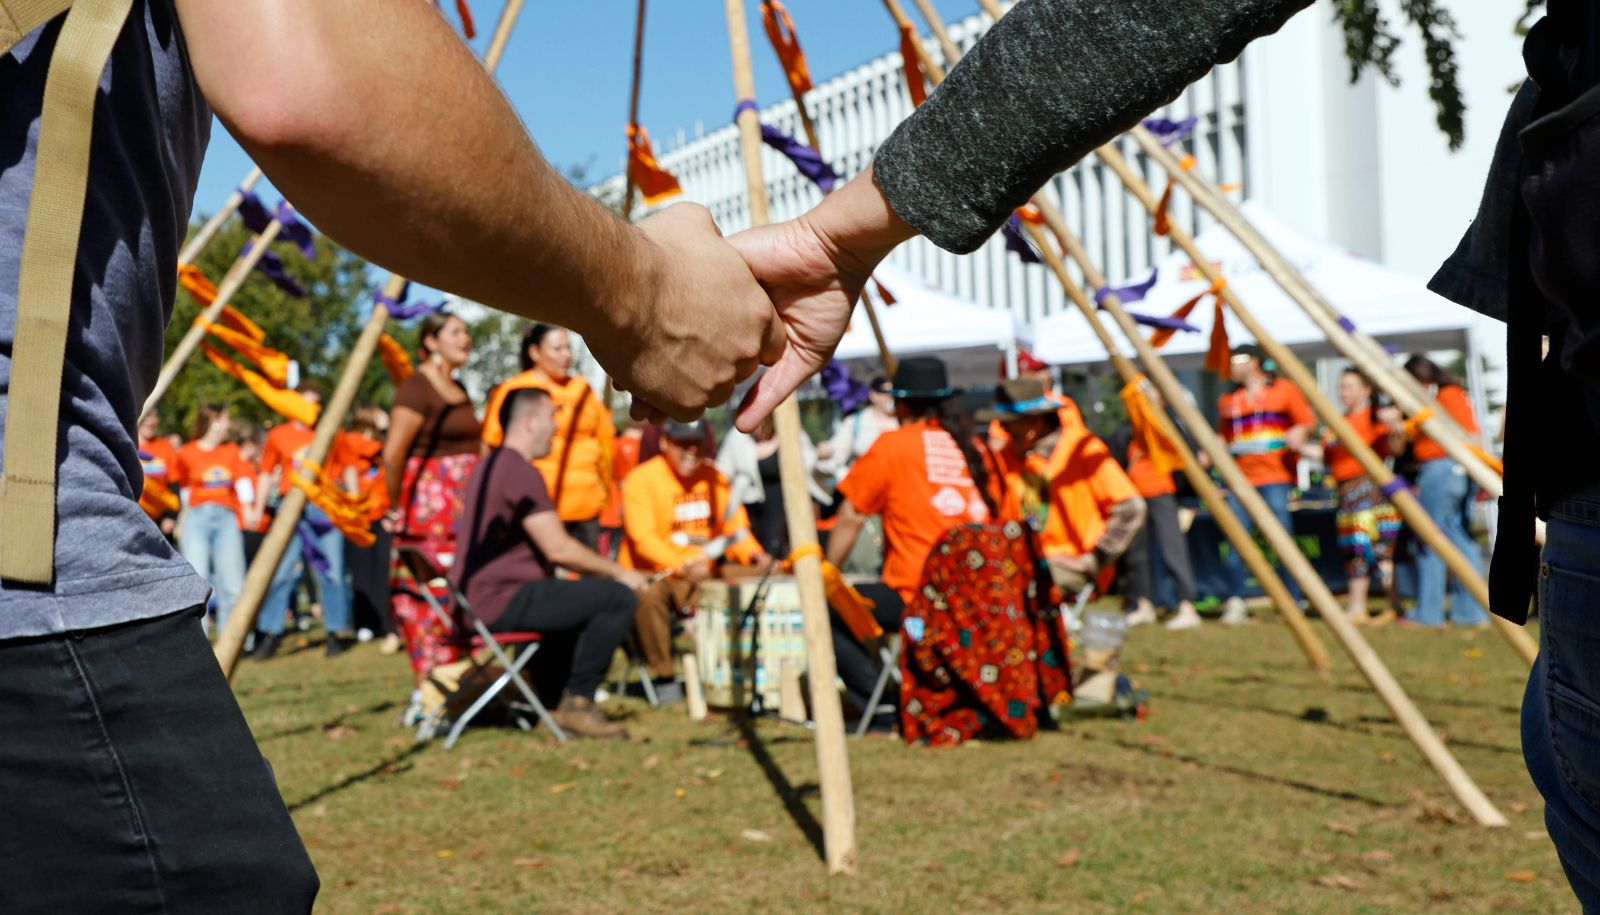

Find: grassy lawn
<box><xmin>236</xmin><ymin>618</ymin><xmax>1569</xmax><ymax>914</ymax></box>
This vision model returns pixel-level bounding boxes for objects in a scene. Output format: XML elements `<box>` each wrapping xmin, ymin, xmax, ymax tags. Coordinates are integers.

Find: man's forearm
<box><xmin>176</xmin><ymin>0</ymin><xmax>647</xmax><ymax>340</ymax></box>
<box><xmin>825</xmin><ymin>504</ymin><xmax>867</xmax><ymax>568</ymax></box>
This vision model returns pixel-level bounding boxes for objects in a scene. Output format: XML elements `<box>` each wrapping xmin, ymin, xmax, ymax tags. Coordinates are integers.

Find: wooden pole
<box><xmin>142</xmin><ymin>217</ymin><xmax>286</xmax><ymax>423</ymax></box>
<box><xmin>1094</xmin><ymin>143</ymin><xmax>1536</xmax><ymax>667</ymax></box>
<box><xmin>1039</xmin><ymin>209</ymin><xmax>1507</xmax><ymax>827</ymax></box>
<box><xmin>908</xmin><ymin>0</ymin><xmax>962</xmax><ymax>66</ymax></box>
<box><xmin>726</xmin><ymin>0</ymin><xmax>858</xmax><ymax>875</ymax></box>
<box><xmin>879</xmin><ymin>0</ymin><xmax>945</xmax><ymax>83</ymax></box>
<box><xmin>1127</xmin><ymin>126</ymin><xmax>1501</xmax><ymax>497</ymax></box>
<box><xmin>177</xmin><ymin>166</ymin><xmax>263</xmax><ymax>268</ymax></box>
<box><xmin>214</xmin><ymin>0</ymin><xmax>528</xmax><ymax>677</ymax></box>
<box><xmin>904</xmin><ymin>0</ymin><xmax>1329</xmax><ymax>671</ymax></box>
<box><xmin>620</xmin><ymin>0</ymin><xmax>647</xmax><ymax>219</ymax></box>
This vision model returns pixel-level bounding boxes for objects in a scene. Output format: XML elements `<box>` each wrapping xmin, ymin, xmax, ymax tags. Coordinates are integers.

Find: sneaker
<box><xmin>325</xmin><ymin>635</ymin><xmax>348</xmax><ymax>658</ymax></box>
<box><xmin>552</xmin><ymin>695</ymin><xmax>629</xmax><ymax>740</ymax></box>
<box><xmin>1165</xmin><ymin>604</ymin><xmax>1202</xmax><ymax>631</ymax></box>
<box><xmin>1220</xmin><ymin>597</ymin><xmax>1251</xmax><ymax>626</ymax></box>
<box><xmin>252</xmin><ymin>632</ymin><xmax>281</xmax><ymax>660</ymax></box>
<box><xmin>1126</xmin><ymin>604</ymin><xmax>1159</xmax><ymax>627</ymax></box>
<box><xmin>379</xmin><ymin>633</ymin><xmax>404</xmax><ymax>655</ymax></box>
<box><xmin>1368</xmin><ymin>608</ymin><xmax>1399</xmax><ymax>626</ymax></box>
<box><xmin>356</xmin><ymin>627</ymin><xmax>375</xmax><ymax>643</ymax></box>
<box><xmin>651</xmin><ymin>679</ymin><xmax>685</xmax><ymax>706</ymax></box>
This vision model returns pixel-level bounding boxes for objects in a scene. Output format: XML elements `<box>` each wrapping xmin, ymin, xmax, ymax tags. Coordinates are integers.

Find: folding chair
<box><xmin>395</xmin><ymin>547</ymin><xmax>567</xmax><ymax>747</ymax></box>
<box><xmin>852</xmin><ymin>634</ymin><xmax>901</xmax><ymax>739</ymax></box>
<box><xmin>612</xmin><ymin>634</ymin><xmax>659</xmax><ymax>707</ymax></box>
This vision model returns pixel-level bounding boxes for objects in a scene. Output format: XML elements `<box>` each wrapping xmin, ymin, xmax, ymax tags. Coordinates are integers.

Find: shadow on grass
<box><xmin>1160</xmin><ymin>692</ymin><xmax>1520</xmax><ymax>756</ymax></box>
<box><xmin>727</xmin><ymin>716</ymin><xmax>826</xmax><ymax>862</ymax></box>
<box><xmin>256</xmin><ymin>699</ymin><xmax>398</xmax><ymax>744</ymax></box>
<box><xmin>287</xmin><ymin>743</ymin><xmax>428</xmax><ymax>812</ymax></box>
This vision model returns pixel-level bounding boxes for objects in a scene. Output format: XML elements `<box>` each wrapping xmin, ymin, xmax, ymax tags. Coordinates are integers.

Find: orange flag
<box><xmin>1120</xmin><ymin>378</ymin><xmax>1185</xmax><ymax>477</ymax></box>
<box><xmin>177</xmin><ymin>263</ymin><xmax>218</xmax><ymax>306</ymax></box>
<box><xmin>1203</xmin><ymin>295</ymin><xmax>1231</xmax><ymax>377</ymax></box>
<box><xmin>198</xmin><ymin>320</ymin><xmax>289</xmax><ymax>388</ymax></box>
<box><xmin>378</xmin><ymin>334</ymin><xmax>413</xmax><ymax>385</ymax></box>
<box><xmin>626</xmin><ymin>124</ymin><xmax>682</xmax><ymax>206</ymax></box>
<box><xmin>898</xmin><ymin>24</ymin><xmax>928</xmax><ymax>107</ymax></box>
<box><xmin>1150</xmin><ymin>278</ymin><xmax>1226</xmax><ymax>350</ymax></box>
<box><xmin>760</xmin><ymin>0</ymin><xmax>813</xmax><ymax>97</ymax></box>
<box><xmin>202</xmin><ymin>343</ymin><xmax>320</xmax><ymax>426</ymax></box>
<box><xmin>289</xmin><ymin>461</ymin><xmax>380</xmax><ymax>547</ymax></box>
<box><xmin>215</xmin><ymin>304</ymin><xmax>266</xmax><ymax>342</ymax></box>
<box><xmin>1152</xmin><ymin>154</ymin><xmax>1198</xmax><ymax>237</ymax></box>
<box><xmin>782</xmin><ymin>543</ymin><xmax>881</xmax><ymax>643</ymax></box>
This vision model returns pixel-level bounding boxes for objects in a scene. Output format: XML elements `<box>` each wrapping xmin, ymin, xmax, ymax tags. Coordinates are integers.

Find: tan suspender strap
<box><xmin>0</xmin><ymin>0</ymin><xmax>74</xmax><ymax>55</ymax></box>
<box><xmin>0</xmin><ymin>0</ymin><xmax>135</xmax><ymax>583</ymax></box>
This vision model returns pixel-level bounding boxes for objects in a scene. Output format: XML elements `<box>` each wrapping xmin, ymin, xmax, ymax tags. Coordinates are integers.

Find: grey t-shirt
<box><xmin>0</xmin><ymin>2</ymin><xmax>213</xmax><ymax>636</ymax></box>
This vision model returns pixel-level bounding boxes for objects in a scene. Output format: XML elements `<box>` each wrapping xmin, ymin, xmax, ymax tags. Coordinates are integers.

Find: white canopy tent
<box><xmin>834</xmin><ymin>261</ymin><xmax>1032</xmax><ymax>389</ymax></box>
<box><xmin>1029</xmin><ymin>202</ymin><xmax>1484</xmax><ymax>403</ymax></box>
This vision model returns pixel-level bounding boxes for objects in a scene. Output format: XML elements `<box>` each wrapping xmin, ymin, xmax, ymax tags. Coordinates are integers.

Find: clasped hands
<box><xmin>591</xmin><ymin>167</ymin><xmax>912</xmax><ymax>434</ymax></box>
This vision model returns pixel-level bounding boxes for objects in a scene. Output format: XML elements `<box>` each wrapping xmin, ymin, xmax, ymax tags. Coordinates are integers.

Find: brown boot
<box><xmin>551</xmin><ymin>694</ymin><xmax>628</xmax><ymax>741</ymax></box>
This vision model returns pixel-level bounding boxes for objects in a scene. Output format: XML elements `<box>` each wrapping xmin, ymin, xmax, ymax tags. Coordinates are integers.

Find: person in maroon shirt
<box><xmin>453</xmin><ymin>388</ymin><xmax>648</xmax><ymax>740</ymax></box>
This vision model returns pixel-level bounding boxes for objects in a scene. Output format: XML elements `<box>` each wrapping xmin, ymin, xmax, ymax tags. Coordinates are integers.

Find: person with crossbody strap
<box><xmin>0</xmin><ymin>0</ymin><xmax>787</xmax><ymax>907</ymax></box>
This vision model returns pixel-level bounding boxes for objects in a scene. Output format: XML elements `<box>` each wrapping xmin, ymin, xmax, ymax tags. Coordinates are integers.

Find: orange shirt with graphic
<box><xmin>1000</xmin><ymin>429</ymin><xmax>1140</xmax><ymax>559</ymax></box>
<box><xmin>619</xmin><ymin>455</ymin><xmax>759</xmax><ymax>572</ymax></box>
<box><xmin>1126</xmin><ymin>437</ymin><xmax>1177</xmax><ymax>499</ymax></box>
<box><xmin>481</xmin><ymin>370</ymin><xmax>615</xmax><ymax>523</ymax></box>
<box><xmin>837</xmin><ymin>420</ymin><xmax>1010</xmax><ymax>600</ymax></box>
<box><xmin>172</xmin><ymin>441</ymin><xmax>251</xmax><ymax>515</ymax></box>
<box><xmin>1325</xmin><ymin>409</ymin><xmax>1391</xmax><ymax>483</ymax></box>
<box><xmin>137</xmin><ymin>436</ymin><xmax>180</xmax><ymax>521</ymax></box>
<box><xmin>262</xmin><ymin>423</ymin><xmax>316</xmax><ymax>495</ymax></box>
<box><xmin>1217</xmin><ymin>379</ymin><xmax>1315</xmax><ymax>487</ymax></box>
<box><xmin>1412</xmin><ymin>385</ymin><xmax>1479</xmax><ymax>463</ymax></box>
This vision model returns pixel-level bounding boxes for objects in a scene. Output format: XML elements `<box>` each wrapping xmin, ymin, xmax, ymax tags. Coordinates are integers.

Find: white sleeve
<box><xmin>235</xmin><ymin>477</ymin><xmax>256</xmax><ymax>508</ymax></box>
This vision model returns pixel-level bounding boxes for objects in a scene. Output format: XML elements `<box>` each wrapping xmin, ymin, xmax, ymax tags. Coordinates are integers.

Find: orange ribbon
<box><xmin>378</xmin><ymin>333</ymin><xmax>414</xmax><ymax>385</ymax></box>
<box><xmin>625</xmin><ymin>124</ymin><xmax>683</xmax><ymax>206</ymax></box>
<box><xmin>1401</xmin><ymin>406</ymin><xmax>1436</xmax><ymax>438</ymax></box>
<box><xmin>781</xmin><ymin>545</ymin><xmax>881</xmax><ymax>643</ymax></box>
<box><xmin>1150</xmin><ymin>277</ymin><xmax>1227</xmax><ymax>350</ymax></box>
<box><xmin>289</xmin><ymin>461</ymin><xmax>382</xmax><ymax>547</ymax></box>
<box><xmin>1203</xmin><ymin>295</ymin><xmax>1230</xmax><ymax>377</ymax></box>
<box><xmin>139</xmin><ymin>477</ymin><xmax>180</xmax><ymax>521</ymax></box>
<box><xmin>898</xmin><ymin>24</ymin><xmax>928</xmax><ymax>108</ymax></box>
<box><xmin>1120</xmin><ymin>379</ymin><xmax>1185</xmax><ymax>477</ymax></box>
<box><xmin>760</xmin><ymin>0</ymin><xmax>813</xmax><ymax>97</ymax></box>
<box><xmin>1015</xmin><ymin>205</ymin><xmax>1045</xmax><ymax>226</ymax></box>
<box><xmin>197</xmin><ymin>319</ymin><xmax>289</xmax><ymax>388</ymax></box>
<box><xmin>201</xmin><ymin>343</ymin><xmax>320</xmax><ymax>426</ymax></box>
<box><xmin>177</xmin><ymin>263</ymin><xmax>219</xmax><ymax>306</ymax></box>
<box><xmin>1469</xmin><ymin>445</ymin><xmax>1505</xmax><ymax>476</ymax></box>
<box><xmin>1152</xmin><ymin>154</ymin><xmax>1199</xmax><ymax>237</ymax></box>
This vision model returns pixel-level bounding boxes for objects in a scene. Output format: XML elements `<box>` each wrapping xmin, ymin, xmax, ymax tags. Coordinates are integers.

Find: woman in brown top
<box><xmin>382</xmin><ymin>312</ymin><xmax>482</xmax><ymax>696</ymax></box>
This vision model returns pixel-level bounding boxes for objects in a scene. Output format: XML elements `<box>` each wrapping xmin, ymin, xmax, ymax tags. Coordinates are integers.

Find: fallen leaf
<box><xmin>1133</xmin><ymin>663</ymin><xmax>1151</xmax><ymax>674</ymax></box>
<box><xmin>1526</xmin><ymin>831</ymin><xmax>1548</xmax><ymax>841</ymax></box>
<box><xmin>1325</xmin><ymin>821</ymin><xmax>1357</xmax><ymax>836</ymax></box>
<box><xmin>616</xmin><ymin>868</ymin><xmax>637</xmax><ymax>879</ymax></box>
<box><xmin>513</xmin><ymin>858</ymin><xmax>549</xmax><ymax>871</ymax></box>
<box><xmin>1056</xmin><ymin>848</ymin><xmax>1082</xmax><ymax>868</ymax></box>
<box><xmin>1464</xmin><ymin>647</ymin><xmax>1484</xmax><ymax>659</ymax></box>
<box><xmin>1378</xmin><ymin>752</ymin><xmax>1398</xmax><ymax>764</ymax></box>
<box><xmin>310</xmin><ymin>804</ymin><xmax>329</xmax><ymax>819</ymax></box>
<box><xmin>1508</xmin><ymin>802</ymin><xmax>1530</xmax><ymax>814</ymax></box>
<box><xmin>706</xmin><ymin>768</ymin><xmax>725</xmax><ymax>780</ymax></box>
<box><xmin>643</xmin><ymin>754</ymin><xmax>660</xmax><ymax>770</ymax></box>
<box><xmin>1045</xmin><ymin>770</ymin><xmax>1064</xmax><ymax>783</ymax></box>
<box><xmin>1315</xmin><ymin>873</ymin><xmax>1362</xmax><ymax>891</ymax></box>
<box><xmin>1130</xmin><ymin>892</ymin><xmax>1153</xmax><ymax>904</ymax></box>
<box><xmin>323</xmin><ymin>724</ymin><xmax>357</xmax><ymax>741</ymax></box>
<box><xmin>1029</xmin><ymin>799</ymin><xmax>1049</xmax><ymax>811</ymax></box>
<box><xmin>437</xmin><ymin>849</ymin><xmax>454</xmax><ymax>859</ymax></box>
<box><xmin>1504</xmin><ymin>870</ymin><xmax>1537</xmax><ymax>883</ymax></box>
<box><xmin>674</xmin><ymin>787</ymin><xmax>687</xmax><ymax>799</ymax></box>
<box><xmin>1430</xmin><ymin>889</ymin><xmax>1455</xmax><ymax>902</ymax></box>
<box><xmin>741</xmin><ymin>829</ymin><xmax>773</xmax><ymax>843</ymax></box>
<box><xmin>507</xmin><ymin>767</ymin><xmax>526</xmax><ymax>778</ymax></box>
<box><xmin>569</xmin><ymin>757</ymin><xmax>591</xmax><ymax>771</ymax></box>
<box><xmin>1359</xmin><ymin>850</ymin><xmax>1394</xmax><ymax>872</ymax></box>
<box><xmin>1418</xmin><ymin>803</ymin><xmax>1464</xmax><ymax>825</ymax></box>
<box><xmin>549</xmin><ymin>782</ymin><xmax>577</xmax><ymax>795</ymax></box>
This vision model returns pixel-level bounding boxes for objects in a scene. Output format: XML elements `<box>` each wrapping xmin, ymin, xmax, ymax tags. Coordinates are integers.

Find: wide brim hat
<box><xmin>975</xmin><ymin>377</ymin><xmax>1060</xmax><ymax>423</ymax></box>
<box><xmin>890</xmin><ymin>356</ymin><xmax>956</xmax><ymax>400</ymax></box>
<box><xmin>661</xmin><ymin>418</ymin><xmax>707</xmax><ymax>441</ymax></box>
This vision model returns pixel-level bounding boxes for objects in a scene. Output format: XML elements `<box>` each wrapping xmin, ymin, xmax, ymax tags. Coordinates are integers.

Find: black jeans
<box><xmin>830</xmin><ymin>583</ymin><xmax>905</xmax><ymax>710</ymax></box>
<box><xmin>1124</xmin><ymin>493</ymin><xmax>1198</xmax><ymax>606</ymax></box>
<box><xmin>493</xmin><ymin>579</ymin><xmax>637</xmax><ymax>699</ymax></box>
<box><xmin>0</xmin><ymin>607</ymin><xmax>318</xmax><ymax>913</ymax></box>
<box><xmin>345</xmin><ymin>522</ymin><xmax>394</xmax><ymax>636</ymax></box>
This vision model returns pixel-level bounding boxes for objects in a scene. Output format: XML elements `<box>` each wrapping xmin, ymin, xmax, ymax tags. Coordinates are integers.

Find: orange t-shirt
<box><xmin>481</xmin><ymin>370</ymin><xmax>615</xmax><ymax>523</ymax></box>
<box><xmin>1413</xmin><ymin>385</ymin><xmax>1479</xmax><ymax>463</ymax></box>
<box><xmin>1217</xmin><ymin>379</ymin><xmax>1315</xmax><ymax>487</ymax></box>
<box><xmin>1126</xmin><ymin>438</ymin><xmax>1177</xmax><ymax>499</ymax></box>
<box><xmin>619</xmin><ymin>455</ymin><xmax>759</xmax><ymax>572</ymax></box>
<box><xmin>837</xmin><ymin>420</ymin><xmax>1010</xmax><ymax>600</ymax></box>
<box><xmin>172</xmin><ymin>441</ymin><xmax>251</xmax><ymax>515</ymax></box>
<box><xmin>262</xmin><ymin>423</ymin><xmax>316</xmax><ymax>495</ymax></box>
<box><xmin>1001</xmin><ymin>429</ymin><xmax>1141</xmax><ymax>559</ymax></box>
<box><xmin>1325</xmin><ymin>409</ymin><xmax>1391</xmax><ymax>483</ymax></box>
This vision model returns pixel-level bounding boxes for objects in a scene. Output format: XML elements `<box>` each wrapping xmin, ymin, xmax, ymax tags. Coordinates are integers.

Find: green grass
<box><xmin>236</xmin><ymin>619</ymin><xmax>1570</xmax><ymax>914</ymax></box>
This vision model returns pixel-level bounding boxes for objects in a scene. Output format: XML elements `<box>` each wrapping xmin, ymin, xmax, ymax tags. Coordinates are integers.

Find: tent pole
<box><xmin>620</xmin><ymin>0</ymin><xmax>646</xmax><ymax>220</ymax></box>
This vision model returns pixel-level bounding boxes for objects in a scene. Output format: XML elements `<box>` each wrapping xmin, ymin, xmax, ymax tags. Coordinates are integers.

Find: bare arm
<box><xmin>825</xmin><ymin>498</ymin><xmax>869</xmax><ymax>570</ymax></box>
<box><xmin>384</xmin><ymin>406</ymin><xmax>425</xmax><ymax>506</ymax></box>
<box><xmin>522</xmin><ymin>512</ymin><xmax>646</xmax><ymax>590</ymax></box>
<box><xmin>174</xmin><ymin>0</ymin><xmax>782</xmax><ymax>418</ymax></box>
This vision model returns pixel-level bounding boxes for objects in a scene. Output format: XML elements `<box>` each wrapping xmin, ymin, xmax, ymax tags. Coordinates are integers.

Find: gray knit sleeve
<box><xmin>872</xmin><ymin>0</ymin><xmax>1315</xmax><ymax>253</ymax></box>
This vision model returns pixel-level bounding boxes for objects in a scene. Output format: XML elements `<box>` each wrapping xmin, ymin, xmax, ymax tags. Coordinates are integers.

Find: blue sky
<box><xmin>192</xmin><ymin>0</ymin><xmax>980</xmax><ymax>220</ymax></box>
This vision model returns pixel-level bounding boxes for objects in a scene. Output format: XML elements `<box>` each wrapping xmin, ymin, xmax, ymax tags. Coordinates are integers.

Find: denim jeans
<box><xmin>0</xmin><ymin>608</ymin><xmax>318</xmax><ymax>911</ymax></box>
<box><xmin>1524</xmin><ymin>484</ymin><xmax>1600</xmax><ymax>911</ymax></box>
<box><xmin>178</xmin><ymin>501</ymin><xmax>246</xmax><ymax>632</ymax></box>
<box><xmin>259</xmin><ymin>504</ymin><xmax>351</xmax><ymax>637</ymax></box>
<box><xmin>1221</xmin><ymin>482</ymin><xmax>1301</xmax><ymax>602</ymax></box>
<box><xmin>1412</xmin><ymin>458</ymin><xmax>1489</xmax><ymax>626</ymax></box>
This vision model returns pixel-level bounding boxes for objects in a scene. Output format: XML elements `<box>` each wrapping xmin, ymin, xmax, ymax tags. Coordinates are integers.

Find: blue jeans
<box><xmin>258</xmin><ymin>505</ymin><xmax>352</xmax><ymax>637</ymax></box>
<box><xmin>1412</xmin><ymin>458</ymin><xmax>1488</xmax><ymax>626</ymax></box>
<box><xmin>178</xmin><ymin>502</ymin><xmax>246</xmax><ymax>632</ymax></box>
<box><xmin>1524</xmin><ymin>485</ymin><xmax>1600</xmax><ymax>911</ymax></box>
<box><xmin>1221</xmin><ymin>482</ymin><xmax>1300</xmax><ymax>602</ymax></box>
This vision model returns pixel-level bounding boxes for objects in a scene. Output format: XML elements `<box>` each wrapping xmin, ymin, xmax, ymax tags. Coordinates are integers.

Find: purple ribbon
<box><xmin>820</xmin><ymin>360</ymin><xmax>871</xmax><ymax>415</ymax></box>
<box><xmin>242</xmin><ymin>241</ymin><xmax>306</xmax><ymax>298</ymax></box>
<box><xmin>1002</xmin><ymin>214</ymin><xmax>1041</xmax><ymax>265</ymax></box>
<box><xmin>1125</xmin><ymin>312</ymin><xmax>1201</xmax><ymax>334</ymax></box>
<box><xmin>1336</xmin><ymin>314</ymin><xmax>1358</xmax><ymax>334</ymax></box>
<box><xmin>1142</xmin><ymin>116</ymin><xmax>1198</xmax><ymax>147</ymax></box>
<box><xmin>1094</xmin><ymin>270</ymin><xmax>1159</xmax><ymax>306</ymax></box>
<box><xmin>273</xmin><ymin>201</ymin><xmax>316</xmax><ymax>259</ymax></box>
<box><xmin>733</xmin><ymin>99</ymin><xmax>759</xmax><ymax>119</ymax></box>
<box><xmin>759</xmin><ymin>124</ymin><xmax>839</xmax><ymax>193</ymax></box>
<box><xmin>1379</xmin><ymin>478</ymin><xmax>1410</xmax><ymax>498</ymax></box>
<box><xmin>237</xmin><ymin>188</ymin><xmax>272</xmax><ymax>234</ymax></box>
<box><xmin>384</xmin><ymin>296</ymin><xmax>446</xmax><ymax>320</ymax></box>
<box><xmin>297</xmin><ymin>519</ymin><xmax>331</xmax><ymax>577</ymax></box>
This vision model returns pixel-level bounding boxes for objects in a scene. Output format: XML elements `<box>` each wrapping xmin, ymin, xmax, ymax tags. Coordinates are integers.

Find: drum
<box><xmin>691</xmin><ymin>576</ymin><xmax>809</xmax><ymax>710</ymax></box>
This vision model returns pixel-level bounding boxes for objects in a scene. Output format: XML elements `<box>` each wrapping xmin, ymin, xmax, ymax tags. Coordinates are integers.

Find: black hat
<box><xmin>890</xmin><ymin>357</ymin><xmax>955</xmax><ymax>400</ymax></box>
<box><xmin>1231</xmin><ymin>342</ymin><xmax>1265</xmax><ymax>362</ymax></box>
<box><xmin>661</xmin><ymin>418</ymin><xmax>707</xmax><ymax>441</ymax></box>
<box><xmin>975</xmin><ymin>378</ymin><xmax>1060</xmax><ymax>423</ymax></box>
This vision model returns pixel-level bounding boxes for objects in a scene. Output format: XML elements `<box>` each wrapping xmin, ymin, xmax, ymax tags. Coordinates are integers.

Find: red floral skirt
<box><xmin>388</xmin><ymin>453</ymin><xmax>477</xmax><ymax>676</ymax></box>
